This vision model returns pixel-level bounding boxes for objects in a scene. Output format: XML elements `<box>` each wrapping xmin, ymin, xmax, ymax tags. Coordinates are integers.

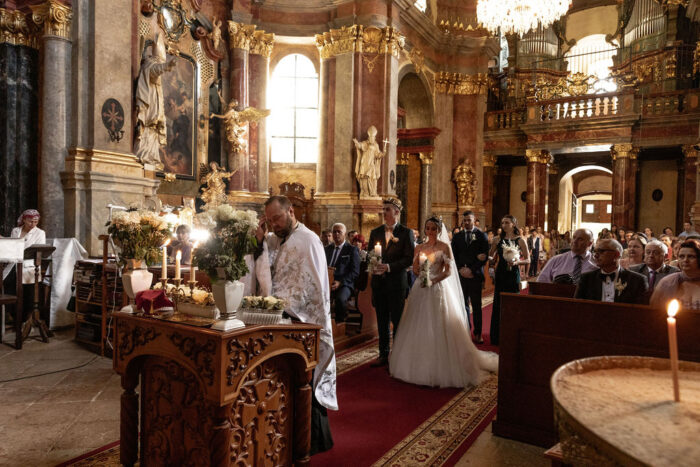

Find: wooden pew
<box><xmin>527</xmin><ymin>281</ymin><xmax>576</xmax><ymax>298</ymax></box>
<box><xmin>492</xmin><ymin>293</ymin><xmax>700</xmax><ymax>448</ymax></box>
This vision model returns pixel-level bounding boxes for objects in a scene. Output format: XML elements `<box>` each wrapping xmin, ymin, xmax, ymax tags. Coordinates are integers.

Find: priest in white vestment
<box><xmin>254</xmin><ymin>195</ymin><xmax>336</xmax><ymax>454</ymax></box>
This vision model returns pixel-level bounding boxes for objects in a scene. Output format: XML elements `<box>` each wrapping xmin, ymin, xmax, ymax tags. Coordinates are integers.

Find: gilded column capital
<box><xmin>548</xmin><ymin>164</ymin><xmax>558</xmax><ymax>175</ymax></box>
<box><xmin>682</xmin><ymin>144</ymin><xmax>699</xmax><ymax>159</ymax></box>
<box><xmin>227</xmin><ymin>21</ymin><xmax>256</xmax><ymax>51</ymax></box>
<box><xmin>315</xmin><ymin>25</ymin><xmax>362</xmax><ymax>59</ymax></box>
<box><xmin>396</xmin><ymin>152</ymin><xmax>411</xmax><ymax>165</ymax></box>
<box><xmin>435</xmin><ymin>72</ymin><xmax>488</xmax><ymax>95</ymax></box>
<box><xmin>250</xmin><ymin>30</ymin><xmax>274</xmax><ymax>57</ymax></box>
<box><xmin>315</xmin><ymin>25</ymin><xmax>406</xmax><ymax>60</ymax></box>
<box><xmin>419</xmin><ymin>152</ymin><xmax>434</xmax><ymax>165</ymax></box>
<box><xmin>0</xmin><ymin>8</ymin><xmax>38</xmax><ymax>48</ymax></box>
<box><xmin>525</xmin><ymin>149</ymin><xmax>551</xmax><ymax>164</ymax></box>
<box><xmin>610</xmin><ymin>144</ymin><xmax>639</xmax><ymax>161</ymax></box>
<box><xmin>482</xmin><ymin>153</ymin><xmax>497</xmax><ymax>167</ymax></box>
<box><xmin>30</xmin><ymin>0</ymin><xmax>71</xmax><ymax>39</ymax></box>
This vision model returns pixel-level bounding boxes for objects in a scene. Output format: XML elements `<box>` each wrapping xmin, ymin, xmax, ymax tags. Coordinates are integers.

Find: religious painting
<box><xmin>160</xmin><ymin>53</ymin><xmax>197</xmax><ymax>179</ymax></box>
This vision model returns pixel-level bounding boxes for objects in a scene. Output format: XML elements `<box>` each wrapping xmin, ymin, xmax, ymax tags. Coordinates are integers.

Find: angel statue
<box><xmin>353</xmin><ymin>125</ymin><xmax>387</xmax><ymax>199</ymax></box>
<box><xmin>199</xmin><ymin>161</ymin><xmax>236</xmax><ymax>208</ymax></box>
<box><xmin>452</xmin><ymin>158</ymin><xmax>477</xmax><ymax>207</ymax></box>
<box><xmin>210</xmin><ymin>90</ymin><xmax>271</xmax><ymax>155</ymax></box>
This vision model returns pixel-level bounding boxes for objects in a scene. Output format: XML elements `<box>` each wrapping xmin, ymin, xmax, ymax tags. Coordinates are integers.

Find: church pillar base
<box><xmin>62</xmin><ymin>147</ymin><xmax>160</xmax><ymax>255</ymax></box>
<box><xmin>313</xmin><ymin>193</ymin><xmax>359</xmax><ymax>235</ymax></box>
<box><xmin>227</xmin><ymin>191</ymin><xmax>270</xmax><ymax>212</ymax></box>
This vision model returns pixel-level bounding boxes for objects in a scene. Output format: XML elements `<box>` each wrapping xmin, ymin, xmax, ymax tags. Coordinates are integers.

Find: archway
<box><xmin>559</xmin><ymin>165</ymin><xmax>612</xmax><ymax>237</ymax></box>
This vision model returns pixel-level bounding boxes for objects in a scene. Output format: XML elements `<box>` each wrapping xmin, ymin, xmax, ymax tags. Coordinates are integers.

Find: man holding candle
<box><xmin>367</xmin><ymin>197</ymin><xmax>415</xmax><ymax>367</ymax></box>
<box><xmin>575</xmin><ymin>238</ymin><xmax>648</xmax><ymax>304</ymax></box>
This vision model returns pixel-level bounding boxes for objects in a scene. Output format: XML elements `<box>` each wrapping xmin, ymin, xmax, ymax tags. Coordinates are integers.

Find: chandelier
<box><xmin>476</xmin><ymin>0</ymin><xmax>571</xmax><ymax>37</ymax></box>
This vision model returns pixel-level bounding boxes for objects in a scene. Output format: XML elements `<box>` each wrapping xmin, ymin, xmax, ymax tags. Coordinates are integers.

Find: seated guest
<box><xmin>678</xmin><ymin>221</ymin><xmax>697</xmax><ymax>239</ymax></box>
<box><xmin>662</xmin><ymin>226</ymin><xmax>674</xmax><ymax>237</ymax></box>
<box><xmin>346</xmin><ymin>229</ymin><xmax>358</xmax><ymax>245</ymax></box>
<box><xmin>630</xmin><ymin>239</ymin><xmax>679</xmax><ymax>296</ymax></box>
<box><xmin>575</xmin><ymin>239</ymin><xmax>648</xmax><ymax>304</ymax></box>
<box><xmin>320</xmin><ymin>229</ymin><xmax>332</xmax><ymax>247</ymax></box>
<box><xmin>538</xmin><ymin>228</ymin><xmax>596</xmax><ymax>285</ymax></box>
<box><xmin>643</xmin><ymin>227</ymin><xmax>655</xmax><ymax>241</ymax></box>
<box><xmin>618</xmin><ymin>228</ymin><xmax>627</xmax><ymax>249</ymax></box>
<box><xmin>651</xmin><ymin>239</ymin><xmax>700</xmax><ymax>310</ymax></box>
<box><xmin>169</xmin><ymin>224</ymin><xmax>193</xmax><ymax>264</ymax></box>
<box><xmin>620</xmin><ymin>236</ymin><xmax>645</xmax><ymax>269</ymax></box>
<box><xmin>659</xmin><ymin>234</ymin><xmax>674</xmax><ymax>262</ymax></box>
<box><xmin>325</xmin><ymin>223</ymin><xmax>360</xmax><ymax>323</ymax></box>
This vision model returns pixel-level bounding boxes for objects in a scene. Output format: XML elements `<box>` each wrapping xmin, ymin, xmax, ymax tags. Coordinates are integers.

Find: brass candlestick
<box><xmin>187</xmin><ymin>280</ymin><xmax>197</xmax><ymax>297</ymax></box>
<box><xmin>160</xmin><ymin>278</ymin><xmax>169</xmax><ymax>290</ymax></box>
<box><xmin>172</xmin><ymin>278</ymin><xmax>183</xmax><ymax>289</ymax></box>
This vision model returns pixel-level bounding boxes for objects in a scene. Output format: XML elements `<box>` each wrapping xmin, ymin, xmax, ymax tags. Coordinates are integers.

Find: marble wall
<box><xmin>638</xmin><ymin>159</ymin><xmax>678</xmax><ymax>234</ymax></box>
<box><xmin>509</xmin><ymin>166</ymin><xmax>527</xmax><ymax>228</ymax></box>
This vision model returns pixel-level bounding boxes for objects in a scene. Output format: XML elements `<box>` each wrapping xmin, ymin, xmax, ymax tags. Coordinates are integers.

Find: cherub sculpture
<box><xmin>199</xmin><ymin>161</ymin><xmax>236</xmax><ymax>208</ymax></box>
<box><xmin>210</xmin><ymin>90</ymin><xmax>271</xmax><ymax>154</ymax></box>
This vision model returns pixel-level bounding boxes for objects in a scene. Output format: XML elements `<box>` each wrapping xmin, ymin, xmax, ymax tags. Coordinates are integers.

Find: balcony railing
<box><xmin>485</xmin><ymin>109</ymin><xmax>527</xmax><ymax>130</ymax></box>
<box><xmin>641</xmin><ymin>90</ymin><xmax>686</xmax><ymax>116</ymax></box>
<box><xmin>537</xmin><ymin>92</ymin><xmax>619</xmax><ymax>122</ymax></box>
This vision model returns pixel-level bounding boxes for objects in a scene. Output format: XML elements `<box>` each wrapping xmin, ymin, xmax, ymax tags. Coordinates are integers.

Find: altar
<box><xmin>113</xmin><ymin>311</ymin><xmax>320</xmax><ymax>466</ymax></box>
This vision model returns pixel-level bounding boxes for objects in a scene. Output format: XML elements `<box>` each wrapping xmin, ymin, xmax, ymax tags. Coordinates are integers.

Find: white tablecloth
<box><xmin>47</xmin><ymin>238</ymin><xmax>88</xmax><ymax>328</ymax></box>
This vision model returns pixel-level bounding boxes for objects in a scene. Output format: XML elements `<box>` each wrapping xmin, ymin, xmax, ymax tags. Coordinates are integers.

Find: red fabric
<box><xmin>134</xmin><ymin>289</ymin><xmax>174</xmax><ymax>312</ymax></box>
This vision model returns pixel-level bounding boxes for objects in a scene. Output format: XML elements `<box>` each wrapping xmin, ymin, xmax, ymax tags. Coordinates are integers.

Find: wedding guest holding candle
<box><xmin>169</xmin><ymin>224</ymin><xmax>193</xmax><ymax>264</ymax></box>
<box><xmin>488</xmin><ymin>215</ymin><xmax>529</xmax><ymax>346</ymax></box>
<box><xmin>651</xmin><ymin>239</ymin><xmax>700</xmax><ymax>310</ymax></box>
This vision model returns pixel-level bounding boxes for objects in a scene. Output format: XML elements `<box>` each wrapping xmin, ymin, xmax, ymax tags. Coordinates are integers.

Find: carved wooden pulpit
<box><xmin>113</xmin><ymin>312</ymin><xmax>320</xmax><ymax>466</ymax></box>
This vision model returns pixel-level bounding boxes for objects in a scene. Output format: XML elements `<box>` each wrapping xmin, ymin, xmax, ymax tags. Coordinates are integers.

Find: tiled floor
<box><xmin>0</xmin><ymin>329</ymin><xmax>546</xmax><ymax>467</ymax></box>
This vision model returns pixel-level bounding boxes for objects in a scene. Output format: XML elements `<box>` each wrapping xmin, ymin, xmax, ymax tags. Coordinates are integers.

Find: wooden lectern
<box><xmin>113</xmin><ymin>312</ymin><xmax>321</xmax><ymax>466</ymax></box>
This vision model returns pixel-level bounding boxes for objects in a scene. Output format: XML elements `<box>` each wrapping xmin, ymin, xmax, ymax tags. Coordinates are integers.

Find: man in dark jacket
<box><xmin>325</xmin><ymin>222</ymin><xmax>360</xmax><ymax>323</ymax></box>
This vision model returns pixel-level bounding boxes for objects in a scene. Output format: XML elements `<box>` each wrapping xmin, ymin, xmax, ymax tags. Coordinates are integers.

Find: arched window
<box><xmin>268</xmin><ymin>54</ymin><xmax>319</xmax><ymax>163</ymax></box>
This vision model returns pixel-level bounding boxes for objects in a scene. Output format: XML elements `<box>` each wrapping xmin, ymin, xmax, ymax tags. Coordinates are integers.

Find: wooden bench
<box><xmin>492</xmin><ymin>293</ymin><xmax>700</xmax><ymax>447</ymax></box>
<box><xmin>528</xmin><ymin>281</ymin><xmax>576</xmax><ymax>298</ymax></box>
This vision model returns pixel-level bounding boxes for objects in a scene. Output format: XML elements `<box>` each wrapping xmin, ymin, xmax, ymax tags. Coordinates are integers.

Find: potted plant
<box><xmin>193</xmin><ymin>204</ymin><xmax>258</xmax><ymax>330</ymax></box>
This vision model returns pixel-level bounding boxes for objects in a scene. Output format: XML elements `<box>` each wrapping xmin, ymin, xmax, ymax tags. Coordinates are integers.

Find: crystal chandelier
<box><xmin>476</xmin><ymin>0</ymin><xmax>571</xmax><ymax>37</ymax></box>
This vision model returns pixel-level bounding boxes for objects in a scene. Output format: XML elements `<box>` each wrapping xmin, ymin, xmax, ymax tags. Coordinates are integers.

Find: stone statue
<box><xmin>210</xmin><ymin>91</ymin><xmax>271</xmax><ymax>155</ymax></box>
<box><xmin>453</xmin><ymin>159</ymin><xmax>477</xmax><ymax>206</ymax></box>
<box><xmin>134</xmin><ymin>33</ymin><xmax>175</xmax><ymax>170</ymax></box>
<box><xmin>200</xmin><ymin>162</ymin><xmax>236</xmax><ymax>208</ymax></box>
<box><xmin>209</xmin><ymin>19</ymin><xmax>222</xmax><ymax>51</ymax></box>
<box><xmin>353</xmin><ymin>125</ymin><xmax>386</xmax><ymax>199</ymax></box>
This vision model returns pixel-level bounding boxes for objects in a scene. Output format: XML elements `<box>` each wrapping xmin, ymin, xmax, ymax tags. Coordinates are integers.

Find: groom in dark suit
<box><xmin>325</xmin><ymin>222</ymin><xmax>360</xmax><ymax>323</ymax></box>
<box><xmin>367</xmin><ymin>197</ymin><xmax>415</xmax><ymax>366</ymax></box>
<box><xmin>451</xmin><ymin>210</ymin><xmax>490</xmax><ymax>343</ymax></box>
<box><xmin>575</xmin><ymin>238</ymin><xmax>648</xmax><ymax>304</ymax></box>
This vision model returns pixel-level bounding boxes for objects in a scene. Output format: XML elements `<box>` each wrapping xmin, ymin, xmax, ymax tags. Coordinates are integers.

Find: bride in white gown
<box><xmin>390</xmin><ymin>216</ymin><xmax>498</xmax><ymax>388</ymax></box>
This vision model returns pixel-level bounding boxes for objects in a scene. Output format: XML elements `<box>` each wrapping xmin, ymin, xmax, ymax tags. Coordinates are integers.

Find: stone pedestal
<box><xmin>525</xmin><ymin>149</ymin><xmax>550</xmax><ymax>228</ymax></box>
<box><xmin>32</xmin><ymin>0</ymin><xmax>73</xmax><ymax>238</ymax></box>
<box><xmin>419</xmin><ymin>153</ymin><xmax>434</xmax><ymax>230</ymax></box>
<box><xmin>611</xmin><ymin>144</ymin><xmax>639</xmax><ymax>229</ymax></box>
<box><xmin>351</xmin><ymin>197</ymin><xmax>383</xmax><ymax>240</ymax></box>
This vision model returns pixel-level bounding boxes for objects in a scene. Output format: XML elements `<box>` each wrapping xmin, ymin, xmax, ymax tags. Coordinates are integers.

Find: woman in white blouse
<box><xmin>10</xmin><ymin>209</ymin><xmax>47</xmax><ymax>284</ymax></box>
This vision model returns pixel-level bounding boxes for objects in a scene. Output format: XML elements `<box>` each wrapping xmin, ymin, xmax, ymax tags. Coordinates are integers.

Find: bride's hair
<box><xmin>500</xmin><ymin>214</ymin><xmax>520</xmax><ymax>238</ymax></box>
<box><xmin>425</xmin><ymin>215</ymin><xmax>442</xmax><ymax>231</ymax></box>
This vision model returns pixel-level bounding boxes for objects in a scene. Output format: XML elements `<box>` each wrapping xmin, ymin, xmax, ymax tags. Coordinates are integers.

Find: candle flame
<box><xmin>163</xmin><ymin>239</ymin><xmax>171</xmax><ymax>247</ymax></box>
<box><xmin>668</xmin><ymin>299</ymin><xmax>679</xmax><ymax>318</ymax></box>
<box><xmin>176</xmin><ymin>251</ymin><xmax>182</xmax><ymax>260</ymax></box>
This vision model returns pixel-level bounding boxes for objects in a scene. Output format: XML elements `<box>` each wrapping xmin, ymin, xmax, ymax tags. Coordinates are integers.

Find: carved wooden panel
<box><xmin>230</xmin><ymin>359</ymin><xmax>291</xmax><ymax>467</ymax></box>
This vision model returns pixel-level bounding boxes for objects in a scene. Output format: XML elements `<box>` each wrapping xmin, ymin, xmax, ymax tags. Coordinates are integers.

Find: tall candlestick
<box><xmin>175</xmin><ymin>251</ymin><xmax>182</xmax><ymax>281</ymax></box>
<box><xmin>374</xmin><ymin>243</ymin><xmax>382</xmax><ymax>257</ymax></box>
<box><xmin>161</xmin><ymin>239</ymin><xmax>171</xmax><ymax>280</ymax></box>
<box><xmin>189</xmin><ymin>241</ymin><xmax>198</xmax><ymax>281</ymax></box>
<box><xmin>667</xmin><ymin>299</ymin><xmax>680</xmax><ymax>402</ymax></box>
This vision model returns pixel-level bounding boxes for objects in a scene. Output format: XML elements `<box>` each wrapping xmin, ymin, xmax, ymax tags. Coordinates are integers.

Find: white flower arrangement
<box><xmin>367</xmin><ymin>251</ymin><xmax>382</xmax><ymax>274</ymax></box>
<box><xmin>241</xmin><ymin>295</ymin><xmax>285</xmax><ymax>312</ymax></box>
<box><xmin>501</xmin><ymin>239</ymin><xmax>521</xmax><ymax>271</ymax></box>
<box><xmin>153</xmin><ymin>282</ymin><xmax>215</xmax><ymax>306</ymax></box>
<box><xmin>419</xmin><ymin>258</ymin><xmax>432</xmax><ymax>287</ymax></box>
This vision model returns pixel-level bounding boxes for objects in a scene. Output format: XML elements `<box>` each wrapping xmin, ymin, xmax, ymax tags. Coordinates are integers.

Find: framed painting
<box><xmin>160</xmin><ymin>53</ymin><xmax>198</xmax><ymax>179</ymax></box>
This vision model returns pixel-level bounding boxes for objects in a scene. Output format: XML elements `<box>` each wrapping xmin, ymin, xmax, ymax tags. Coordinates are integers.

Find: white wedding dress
<box><xmin>389</xmin><ymin>236</ymin><xmax>498</xmax><ymax>388</ymax></box>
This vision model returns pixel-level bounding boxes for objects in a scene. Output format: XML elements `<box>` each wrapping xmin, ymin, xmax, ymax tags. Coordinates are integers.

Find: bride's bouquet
<box><xmin>367</xmin><ymin>251</ymin><xmax>382</xmax><ymax>274</ymax></box>
<box><xmin>419</xmin><ymin>257</ymin><xmax>432</xmax><ymax>287</ymax></box>
<box><xmin>501</xmin><ymin>240</ymin><xmax>520</xmax><ymax>271</ymax></box>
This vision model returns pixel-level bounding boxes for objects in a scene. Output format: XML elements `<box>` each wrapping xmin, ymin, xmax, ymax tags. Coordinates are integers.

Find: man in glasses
<box><xmin>575</xmin><ymin>238</ymin><xmax>648</xmax><ymax>304</ymax></box>
<box><xmin>537</xmin><ymin>228</ymin><xmax>596</xmax><ymax>284</ymax></box>
<box><xmin>325</xmin><ymin>222</ymin><xmax>360</xmax><ymax>323</ymax></box>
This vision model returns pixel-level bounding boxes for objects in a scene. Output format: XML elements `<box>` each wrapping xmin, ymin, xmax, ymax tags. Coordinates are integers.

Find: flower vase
<box><xmin>121</xmin><ymin>259</ymin><xmax>153</xmax><ymax>313</ymax></box>
<box><xmin>211</xmin><ymin>280</ymin><xmax>245</xmax><ymax>331</ymax></box>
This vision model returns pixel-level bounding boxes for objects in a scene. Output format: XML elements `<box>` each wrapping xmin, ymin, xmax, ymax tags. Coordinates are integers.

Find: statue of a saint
<box><xmin>210</xmin><ymin>92</ymin><xmax>271</xmax><ymax>155</ymax></box>
<box><xmin>453</xmin><ymin>159</ymin><xmax>478</xmax><ymax>206</ymax></box>
<box><xmin>200</xmin><ymin>162</ymin><xmax>235</xmax><ymax>208</ymax></box>
<box><xmin>134</xmin><ymin>33</ymin><xmax>175</xmax><ymax>170</ymax></box>
<box><xmin>353</xmin><ymin>125</ymin><xmax>386</xmax><ymax>199</ymax></box>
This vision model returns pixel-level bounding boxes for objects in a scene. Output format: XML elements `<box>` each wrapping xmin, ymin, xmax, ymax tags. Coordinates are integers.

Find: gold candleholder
<box><xmin>187</xmin><ymin>280</ymin><xmax>197</xmax><ymax>297</ymax></box>
<box><xmin>160</xmin><ymin>278</ymin><xmax>169</xmax><ymax>290</ymax></box>
<box><xmin>172</xmin><ymin>278</ymin><xmax>183</xmax><ymax>289</ymax></box>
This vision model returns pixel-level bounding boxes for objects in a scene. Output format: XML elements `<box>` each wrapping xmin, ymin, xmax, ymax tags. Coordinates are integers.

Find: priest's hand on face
<box><xmin>256</xmin><ymin>216</ymin><xmax>268</xmax><ymax>243</ymax></box>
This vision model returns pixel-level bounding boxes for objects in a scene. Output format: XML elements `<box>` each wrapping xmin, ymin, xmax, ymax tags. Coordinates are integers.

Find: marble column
<box><xmin>493</xmin><ymin>165</ymin><xmax>512</xmax><ymax>227</ymax></box>
<box><xmin>0</xmin><ymin>8</ymin><xmax>39</xmax><ymax>236</ymax></box>
<box><xmin>611</xmin><ymin>144</ymin><xmax>639</xmax><ymax>229</ymax></box>
<box><xmin>547</xmin><ymin>163</ymin><xmax>560</xmax><ymax>232</ymax></box>
<box><xmin>482</xmin><ymin>153</ymin><xmax>496</xmax><ymax>229</ymax></box>
<box><xmin>419</xmin><ymin>152</ymin><xmax>433</xmax><ymax>230</ymax></box>
<box><xmin>525</xmin><ymin>149</ymin><xmax>550</xmax><ymax>228</ymax></box>
<box><xmin>680</xmin><ymin>145</ymin><xmax>698</xmax><ymax>227</ymax></box>
<box><xmin>247</xmin><ymin>30</ymin><xmax>274</xmax><ymax>196</ymax></box>
<box><xmin>396</xmin><ymin>152</ymin><xmax>410</xmax><ymax>226</ymax></box>
<box><xmin>32</xmin><ymin>0</ymin><xmax>72</xmax><ymax>238</ymax></box>
<box><xmin>227</xmin><ymin>21</ymin><xmax>254</xmax><ymax>192</ymax></box>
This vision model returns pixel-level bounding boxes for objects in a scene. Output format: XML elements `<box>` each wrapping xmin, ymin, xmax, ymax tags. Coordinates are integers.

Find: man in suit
<box><xmin>575</xmin><ymin>238</ymin><xmax>649</xmax><ymax>304</ymax></box>
<box><xmin>367</xmin><ymin>197</ymin><xmax>415</xmax><ymax>366</ymax></box>
<box><xmin>538</xmin><ymin>228</ymin><xmax>597</xmax><ymax>284</ymax></box>
<box><xmin>630</xmin><ymin>239</ymin><xmax>679</xmax><ymax>298</ymax></box>
<box><xmin>527</xmin><ymin>229</ymin><xmax>541</xmax><ymax>277</ymax></box>
<box><xmin>451</xmin><ymin>210</ymin><xmax>489</xmax><ymax>343</ymax></box>
<box><xmin>325</xmin><ymin>222</ymin><xmax>360</xmax><ymax>323</ymax></box>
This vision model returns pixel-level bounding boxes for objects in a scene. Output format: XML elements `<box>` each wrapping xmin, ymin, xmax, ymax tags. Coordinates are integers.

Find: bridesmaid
<box><xmin>488</xmin><ymin>215</ymin><xmax>529</xmax><ymax>346</ymax></box>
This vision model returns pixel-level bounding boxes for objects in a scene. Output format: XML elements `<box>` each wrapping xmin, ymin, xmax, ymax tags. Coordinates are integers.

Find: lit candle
<box><xmin>419</xmin><ymin>253</ymin><xmax>427</xmax><ymax>266</ymax></box>
<box><xmin>667</xmin><ymin>299</ymin><xmax>681</xmax><ymax>402</ymax></box>
<box><xmin>189</xmin><ymin>241</ymin><xmax>199</xmax><ymax>281</ymax></box>
<box><xmin>161</xmin><ymin>239</ymin><xmax>171</xmax><ymax>280</ymax></box>
<box><xmin>374</xmin><ymin>243</ymin><xmax>382</xmax><ymax>257</ymax></box>
<box><xmin>175</xmin><ymin>250</ymin><xmax>182</xmax><ymax>281</ymax></box>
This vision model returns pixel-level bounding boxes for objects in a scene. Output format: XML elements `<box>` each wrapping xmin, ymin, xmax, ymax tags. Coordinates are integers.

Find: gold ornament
<box><xmin>453</xmin><ymin>159</ymin><xmax>477</xmax><ymax>207</ymax></box>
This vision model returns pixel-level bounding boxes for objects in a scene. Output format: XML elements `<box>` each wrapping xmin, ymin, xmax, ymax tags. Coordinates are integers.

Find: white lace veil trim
<box><xmin>438</xmin><ymin>223</ymin><xmax>470</xmax><ymax>326</ymax></box>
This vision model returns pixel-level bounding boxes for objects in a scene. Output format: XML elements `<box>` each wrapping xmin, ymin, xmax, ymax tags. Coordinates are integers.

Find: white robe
<box><xmin>2</xmin><ymin>227</ymin><xmax>46</xmax><ymax>284</ymax></box>
<box><xmin>255</xmin><ymin>222</ymin><xmax>338</xmax><ymax>411</ymax></box>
